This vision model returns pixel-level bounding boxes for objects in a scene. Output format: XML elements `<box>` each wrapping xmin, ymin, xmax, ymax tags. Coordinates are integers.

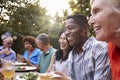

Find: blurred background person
<box><xmin>36</xmin><ymin>33</ymin><xmax>56</xmax><ymax>73</ymax></box>
<box><xmin>47</xmin><ymin>32</ymin><xmax>72</xmax><ymax>73</ymax></box>
<box><xmin>0</xmin><ymin>32</ymin><xmax>16</xmax><ymax>61</ymax></box>
<box><xmin>17</xmin><ymin>36</ymin><xmax>41</xmax><ymax>66</ymax></box>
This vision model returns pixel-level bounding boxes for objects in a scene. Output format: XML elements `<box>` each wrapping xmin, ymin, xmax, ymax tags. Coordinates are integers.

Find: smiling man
<box><xmin>53</xmin><ymin>14</ymin><xmax>111</xmax><ymax>80</ymax></box>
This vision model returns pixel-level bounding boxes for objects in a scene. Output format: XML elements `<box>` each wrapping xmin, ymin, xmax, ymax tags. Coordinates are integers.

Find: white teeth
<box><xmin>68</xmin><ymin>37</ymin><xmax>72</xmax><ymax>40</ymax></box>
<box><xmin>94</xmin><ymin>27</ymin><xmax>100</xmax><ymax>32</ymax></box>
<box><xmin>68</xmin><ymin>37</ymin><xmax>70</xmax><ymax>40</ymax></box>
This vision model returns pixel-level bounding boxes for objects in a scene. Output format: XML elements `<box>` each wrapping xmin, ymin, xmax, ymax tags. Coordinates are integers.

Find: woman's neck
<box><xmin>63</xmin><ymin>50</ymin><xmax>68</xmax><ymax>57</ymax></box>
<box><xmin>29</xmin><ymin>48</ymin><xmax>35</xmax><ymax>53</ymax></box>
<box><xmin>110</xmin><ymin>36</ymin><xmax>120</xmax><ymax>48</ymax></box>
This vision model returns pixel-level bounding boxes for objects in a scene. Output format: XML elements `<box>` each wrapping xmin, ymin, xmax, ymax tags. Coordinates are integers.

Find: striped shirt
<box><xmin>67</xmin><ymin>37</ymin><xmax>112</xmax><ymax>80</ymax></box>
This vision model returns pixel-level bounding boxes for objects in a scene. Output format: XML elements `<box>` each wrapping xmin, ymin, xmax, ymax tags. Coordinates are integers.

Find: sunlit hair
<box><xmin>67</xmin><ymin>14</ymin><xmax>89</xmax><ymax>29</ymax></box>
<box><xmin>23</xmin><ymin>36</ymin><xmax>36</xmax><ymax>48</ymax></box>
<box><xmin>90</xmin><ymin>0</ymin><xmax>94</xmax><ymax>6</ymax></box>
<box><xmin>36</xmin><ymin>33</ymin><xmax>50</xmax><ymax>45</ymax></box>
<box><xmin>4</xmin><ymin>36</ymin><xmax>13</xmax><ymax>42</ymax></box>
<box><xmin>90</xmin><ymin>0</ymin><xmax>120</xmax><ymax>10</ymax></box>
<box><xmin>109</xmin><ymin>0</ymin><xmax>120</xmax><ymax>10</ymax></box>
<box><xmin>55</xmin><ymin>31</ymin><xmax>73</xmax><ymax>61</ymax></box>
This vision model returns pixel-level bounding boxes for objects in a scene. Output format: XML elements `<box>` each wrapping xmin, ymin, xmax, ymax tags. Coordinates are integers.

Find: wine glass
<box><xmin>0</xmin><ymin>59</ymin><xmax>15</xmax><ymax>80</ymax></box>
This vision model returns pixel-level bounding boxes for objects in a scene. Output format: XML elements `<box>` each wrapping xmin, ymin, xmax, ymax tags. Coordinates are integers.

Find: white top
<box><xmin>54</xmin><ymin>60</ymin><xmax>68</xmax><ymax>74</ymax></box>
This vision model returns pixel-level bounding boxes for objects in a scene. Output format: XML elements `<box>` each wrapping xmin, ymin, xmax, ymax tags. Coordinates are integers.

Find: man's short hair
<box><xmin>36</xmin><ymin>33</ymin><xmax>50</xmax><ymax>45</ymax></box>
<box><xmin>67</xmin><ymin>14</ymin><xmax>89</xmax><ymax>28</ymax></box>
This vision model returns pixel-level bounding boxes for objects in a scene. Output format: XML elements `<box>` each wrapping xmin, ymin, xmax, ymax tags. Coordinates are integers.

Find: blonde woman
<box><xmin>89</xmin><ymin>0</ymin><xmax>120</xmax><ymax>79</ymax></box>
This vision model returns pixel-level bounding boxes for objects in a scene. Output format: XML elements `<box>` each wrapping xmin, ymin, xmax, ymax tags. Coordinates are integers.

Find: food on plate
<box><xmin>39</xmin><ymin>73</ymin><xmax>51</xmax><ymax>80</ymax></box>
<box><xmin>16</xmin><ymin>66</ymin><xmax>26</xmax><ymax>70</ymax></box>
<box><xmin>39</xmin><ymin>73</ymin><xmax>62</xmax><ymax>80</ymax></box>
<box><xmin>19</xmin><ymin>72</ymin><xmax>38</xmax><ymax>80</ymax></box>
<box><xmin>16</xmin><ymin>66</ymin><xmax>36</xmax><ymax>72</ymax></box>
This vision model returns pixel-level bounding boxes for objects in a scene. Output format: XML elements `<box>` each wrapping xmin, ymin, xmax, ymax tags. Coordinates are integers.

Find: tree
<box><xmin>69</xmin><ymin>0</ymin><xmax>90</xmax><ymax>17</ymax></box>
<box><xmin>0</xmin><ymin>0</ymin><xmax>51</xmax><ymax>53</ymax></box>
<box><xmin>8</xmin><ymin>3</ymin><xmax>50</xmax><ymax>36</ymax></box>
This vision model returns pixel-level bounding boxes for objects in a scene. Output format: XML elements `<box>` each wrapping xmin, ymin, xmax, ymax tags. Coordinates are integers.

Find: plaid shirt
<box><xmin>67</xmin><ymin>37</ymin><xmax>112</xmax><ymax>80</ymax></box>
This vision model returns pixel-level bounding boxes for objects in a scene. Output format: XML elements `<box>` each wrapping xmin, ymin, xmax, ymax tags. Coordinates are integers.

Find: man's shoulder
<box><xmin>51</xmin><ymin>47</ymin><xmax>57</xmax><ymax>52</ymax></box>
<box><xmin>89</xmin><ymin>37</ymin><xmax>107</xmax><ymax>48</ymax></box>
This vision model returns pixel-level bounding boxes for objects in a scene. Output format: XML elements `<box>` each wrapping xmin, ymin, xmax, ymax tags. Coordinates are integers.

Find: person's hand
<box><xmin>25</xmin><ymin>59</ymin><xmax>31</xmax><ymax>66</ymax></box>
<box><xmin>16</xmin><ymin>54</ymin><xmax>26</xmax><ymax>62</ymax></box>
<box><xmin>1</xmin><ymin>48</ymin><xmax>10</xmax><ymax>54</ymax></box>
<box><xmin>51</xmin><ymin>71</ymin><xmax>71</xmax><ymax>80</ymax></box>
<box><xmin>36</xmin><ymin>64</ymin><xmax>40</xmax><ymax>72</ymax></box>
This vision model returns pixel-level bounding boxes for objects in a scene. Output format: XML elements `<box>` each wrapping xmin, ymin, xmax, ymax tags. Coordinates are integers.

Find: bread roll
<box><xmin>39</xmin><ymin>73</ymin><xmax>51</xmax><ymax>80</ymax></box>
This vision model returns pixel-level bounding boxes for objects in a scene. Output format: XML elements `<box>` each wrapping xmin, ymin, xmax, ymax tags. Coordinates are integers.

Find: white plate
<box><xmin>16</xmin><ymin>66</ymin><xmax>37</xmax><ymax>72</ymax></box>
<box><xmin>39</xmin><ymin>73</ymin><xmax>62</xmax><ymax>79</ymax></box>
<box><xmin>15</xmin><ymin>61</ymin><xmax>27</xmax><ymax>66</ymax></box>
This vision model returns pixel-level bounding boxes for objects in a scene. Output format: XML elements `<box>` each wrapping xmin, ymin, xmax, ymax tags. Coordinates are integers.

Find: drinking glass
<box><xmin>0</xmin><ymin>59</ymin><xmax>15</xmax><ymax>80</ymax></box>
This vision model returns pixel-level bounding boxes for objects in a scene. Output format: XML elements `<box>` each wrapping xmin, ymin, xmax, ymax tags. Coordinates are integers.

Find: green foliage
<box><xmin>48</xmin><ymin>10</ymin><xmax>69</xmax><ymax>38</ymax></box>
<box><xmin>7</xmin><ymin>3</ymin><xmax>50</xmax><ymax>36</ymax></box>
<box><xmin>50</xmin><ymin>36</ymin><xmax>59</xmax><ymax>49</ymax></box>
<box><xmin>69</xmin><ymin>0</ymin><xmax>90</xmax><ymax>17</ymax></box>
<box><xmin>0</xmin><ymin>0</ymin><xmax>51</xmax><ymax>53</ymax></box>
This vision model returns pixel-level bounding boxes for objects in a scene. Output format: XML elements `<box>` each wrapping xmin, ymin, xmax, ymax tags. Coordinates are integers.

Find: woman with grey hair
<box><xmin>89</xmin><ymin>0</ymin><xmax>120</xmax><ymax>79</ymax></box>
<box><xmin>0</xmin><ymin>32</ymin><xmax>16</xmax><ymax>61</ymax></box>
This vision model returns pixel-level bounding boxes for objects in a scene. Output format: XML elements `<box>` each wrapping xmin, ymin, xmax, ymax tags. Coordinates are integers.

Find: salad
<box><xmin>19</xmin><ymin>72</ymin><xmax>38</xmax><ymax>80</ymax></box>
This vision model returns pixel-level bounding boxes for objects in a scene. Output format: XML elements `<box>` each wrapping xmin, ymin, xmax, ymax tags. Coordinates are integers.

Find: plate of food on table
<box><xmin>16</xmin><ymin>72</ymin><xmax>62</xmax><ymax>80</ymax></box>
<box><xmin>16</xmin><ymin>72</ymin><xmax>38</xmax><ymax>80</ymax></box>
<box><xmin>15</xmin><ymin>66</ymin><xmax>37</xmax><ymax>72</ymax></box>
<box><xmin>15</xmin><ymin>61</ymin><xmax>27</xmax><ymax>66</ymax></box>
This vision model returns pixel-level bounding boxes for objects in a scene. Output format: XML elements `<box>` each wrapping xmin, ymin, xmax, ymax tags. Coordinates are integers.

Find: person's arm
<box><xmin>46</xmin><ymin>53</ymin><xmax>55</xmax><ymax>73</ymax></box>
<box><xmin>0</xmin><ymin>48</ymin><xmax>9</xmax><ymax>54</ymax></box>
<box><xmin>94</xmin><ymin>45</ymin><xmax>112</xmax><ymax>80</ymax></box>
<box><xmin>36</xmin><ymin>63</ymin><xmax>40</xmax><ymax>72</ymax></box>
<box><xmin>29</xmin><ymin>50</ymin><xmax>42</xmax><ymax>65</ymax></box>
<box><xmin>52</xmin><ymin>71</ymin><xmax>72</xmax><ymax>80</ymax></box>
